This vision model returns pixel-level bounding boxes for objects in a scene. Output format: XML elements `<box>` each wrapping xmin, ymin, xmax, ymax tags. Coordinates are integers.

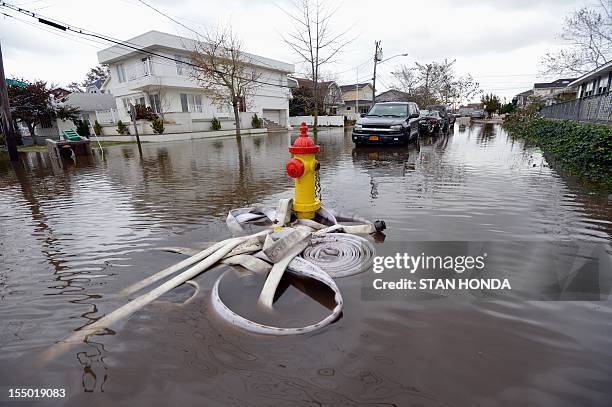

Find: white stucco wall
<box><xmin>100</xmin><ymin>32</ymin><xmax>294</xmax><ymax>132</ymax></box>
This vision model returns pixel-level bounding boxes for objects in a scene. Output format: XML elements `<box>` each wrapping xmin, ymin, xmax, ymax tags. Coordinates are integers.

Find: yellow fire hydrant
<box><xmin>285</xmin><ymin>122</ymin><xmax>321</xmax><ymax>219</ymax></box>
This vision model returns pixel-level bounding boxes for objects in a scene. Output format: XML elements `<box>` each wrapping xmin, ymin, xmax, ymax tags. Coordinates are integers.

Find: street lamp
<box><xmin>372</xmin><ymin>45</ymin><xmax>408</xmax><ymax>105</ymax></box>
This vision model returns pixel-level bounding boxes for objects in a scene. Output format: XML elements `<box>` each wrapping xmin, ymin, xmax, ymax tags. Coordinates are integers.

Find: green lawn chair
<box><xmin>62</xmin><ymin>129</ymin><xmax>82</xmax><ymax>141</ymax></box>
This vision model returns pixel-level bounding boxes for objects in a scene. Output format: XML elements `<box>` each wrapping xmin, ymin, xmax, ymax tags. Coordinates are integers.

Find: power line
<box><xmin>134</xmin><ymin>0</ymin><xmax>202</xmax><ymax>39</ymax></box>
<box><xmin>132</xmin><ymin>0</ymin><xmax>373</xmax><ymax>79</ymax></box>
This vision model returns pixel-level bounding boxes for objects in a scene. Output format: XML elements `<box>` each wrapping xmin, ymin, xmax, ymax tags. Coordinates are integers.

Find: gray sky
<box><xmin>0</xmin><ymin>0</ymin><xmax>586</xmax><ymax>102</ymax></box>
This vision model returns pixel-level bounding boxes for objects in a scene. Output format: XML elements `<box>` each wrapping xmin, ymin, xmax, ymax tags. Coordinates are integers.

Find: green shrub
<box><xmin>93</xmin><ymin>120</ymin><xmax>102</xmax><ymax>136</ymax></box>
<box><xmin>503</xmin><ymin>115</ymin><xmax>612</xmax><ymax>187</ymax></box>
<box><xmin>211</xmin><ymin>117</ymin><xmax>221</xmax><ymax>131</ymax></box>
<box><xmin>76</xmin><ymin>120</ymin><xmax>90</xmax><ymax>137</ymax></box>
<box><xmin>116</xmin><ymin>120</ymin><xmax>130</xmax><ymax>135</ymax></box>
<box><xmin>251</xmin><ymin>114</ymin><xmax>263</xmax><ymax>128</ymax></box>
<box><xmin>151</xmin><ymin>118</ymin><xmax>165</xmax><ymax>134</ymax></box>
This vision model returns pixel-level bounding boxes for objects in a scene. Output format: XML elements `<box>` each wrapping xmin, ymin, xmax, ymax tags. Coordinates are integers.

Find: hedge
<box><xmin>503</xmin><ymin>116</ymin><xmax>612</xmax><ymax>188</ymax></box>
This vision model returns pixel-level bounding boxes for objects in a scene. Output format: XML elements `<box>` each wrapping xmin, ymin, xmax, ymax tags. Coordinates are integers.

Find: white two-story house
<box><xmin>96</xmin><ymin>31</ymin><xmax>294</xmax><ymax>134</ymax></box>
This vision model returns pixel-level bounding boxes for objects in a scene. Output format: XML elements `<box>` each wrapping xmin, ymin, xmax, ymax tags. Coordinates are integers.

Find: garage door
<box><xmin>262</xmin><ymin>109</ymin><xmax>281</xmax><ymax>124</ymax></box>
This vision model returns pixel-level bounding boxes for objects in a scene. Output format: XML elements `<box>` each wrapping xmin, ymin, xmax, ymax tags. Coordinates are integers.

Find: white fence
<box><xmin>289</xmin><ymin>115</ymin><xmax>344</xmax><ymax>127</ymax></box>
<box><xmin>96</xmin><ymin>108</ymin><xmax>127</xmax><ymax>124</ymax></box>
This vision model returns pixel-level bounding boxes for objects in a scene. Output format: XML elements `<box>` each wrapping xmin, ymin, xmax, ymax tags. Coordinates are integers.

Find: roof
<box><xmin>87</xmin><ymin>79</ymin><xmax>105</xmax><ymax>89</ymax></box>
<box><xmin>534</xmin><ymin>78</ymin><xmax>576</xmax><ymax>89</ymax></box>
<box><xmin>568</xmin><ymin>60</ymin><xmax>612</xmax><ymax>87</ymax></box>
<box><xmin>98</xmin><ymin>30</ymin><xmax>294</xmax><ymax>73</ymax></box>
<box><xmin>6</xmin><ymin>78</ymin><xmax>27</xmax><ymax>87</ymax></box>
<box><xmin>60</xmin><ymin>93</ymin><xmax>116</xmax><ymax>111</ymax></box>
<box><xmin>339</xmin><ymin>83</ymin><xmax>371</xmax><ymax>92</ymax></box>
<box><xmin>515</xmin><ymin>89</ymin><xmax>534</xmax><ymax>97</ymax></box>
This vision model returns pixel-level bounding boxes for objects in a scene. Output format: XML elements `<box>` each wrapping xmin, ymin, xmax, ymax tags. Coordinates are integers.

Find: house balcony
<box><xmin>124</xmin><ymin>65</ymin><xmax>197</xmax><ymax>91</ymax></box>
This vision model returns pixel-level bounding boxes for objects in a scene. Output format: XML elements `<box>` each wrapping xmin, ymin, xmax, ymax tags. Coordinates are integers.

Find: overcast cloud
<box><xmin>0</xmin><ymin>0</ymin><xmax>587</xmax><ymax>101</ymax></box>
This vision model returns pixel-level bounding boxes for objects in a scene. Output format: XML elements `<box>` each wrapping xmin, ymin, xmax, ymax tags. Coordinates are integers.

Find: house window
<box><xmin>192</xmin><ymin>94</ymin><xmax>203</xmax><ymax>112</ymax></box>
<box><xmin>122</xmin><ymin>97</ymin><xmax>131</xmax><ymax>111</ymax></box>
<box><xmin>175</xmin><ymin>54</ymin><xmax>188</xmax><ymax>76</ymax></box>
<box><xmin>142</xmin><ymin>57</ymin><xmax>152</xmax><ymax>76</ymax></box>
<box><xmin>149</xmin><ymin>94</ymin><xmax>161</xmax><ymax>114</ymax></box>
<box><xmin>238</xmin><ymin>96</ymin><xmax>246</xmax><ymax>112</ymax></box>
<box><xmin>346</xmin><ymin>106</ymin><xmax>351</xmax><ymax>111</ymax></box>
<box><xmin>117</xmin><ymin>63</ymin><xmax>126</xmax><ymax>83</ymax></box>
<box><xmin>180</xmin><ymin>93</ymin><xmax>203</xmax><ymax>112</ymax></box>
<box><xmin>180</xmin><ymin>94</ymin><xmax>188</xmax><ymax>112</ymax></box>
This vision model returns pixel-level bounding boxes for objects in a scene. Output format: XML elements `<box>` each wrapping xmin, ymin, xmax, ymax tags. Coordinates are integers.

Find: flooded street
<box><xmin>1</xmin><ymin>123</ymin><xmax>611</xmax><ymax>406</ymax></box>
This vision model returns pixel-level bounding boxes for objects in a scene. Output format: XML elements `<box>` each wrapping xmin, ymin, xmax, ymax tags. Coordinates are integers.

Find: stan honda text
<box><xmin>373</xmin><ymin>278</ymin><xmax>512</xmax><ymax>290</ymax></box>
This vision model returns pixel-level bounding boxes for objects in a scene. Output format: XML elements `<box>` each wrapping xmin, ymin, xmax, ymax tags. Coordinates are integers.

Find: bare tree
<box><xmin>281</xmin><ymin>0</ymin><xmax>352</xmax><ymax>131</ymax></box>
<box><xmin>190</xmin><ymin>25</ymin><xmax>261</xmax><ymax>140</ymax></box>
<box><xmin>541</xmin><ymin>0</ymin><xmax>612</xmax><ymax>75</ymax></box>
<box><xmin>391</xmin><ymin>59</ymin><xmax>480</xmax><ymax>108</ymax></box>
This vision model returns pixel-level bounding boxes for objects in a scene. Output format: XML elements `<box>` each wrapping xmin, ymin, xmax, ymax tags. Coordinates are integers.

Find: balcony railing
<box><xmin>540</xmin><ymin>91</ymin><xmax>612</xmax><ymax>124</ymax></box>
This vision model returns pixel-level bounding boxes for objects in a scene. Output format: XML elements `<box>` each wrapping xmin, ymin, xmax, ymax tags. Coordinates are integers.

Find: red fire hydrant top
<box><xmin>288</xmin><ymin>122</ymin><xmax>320</xmax><ymax>154</ymax></box>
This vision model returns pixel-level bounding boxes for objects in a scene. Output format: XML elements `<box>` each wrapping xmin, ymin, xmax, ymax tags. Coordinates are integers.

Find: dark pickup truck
<box><xmin>352</xmin><ymin>102</ymin><xmax>421</xmax><ymax>145</ymax></box>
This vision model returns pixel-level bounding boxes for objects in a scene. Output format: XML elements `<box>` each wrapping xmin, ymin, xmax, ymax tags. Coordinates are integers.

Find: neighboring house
<box><xmin>61</xmin><ymin>92</ymin><xmax>116</xmax><ymax>124</ymax></box>
<box><xmin>85</xmin><ymin>79</ymin><xmax>107</xmax><ymax>94</ymax></box>
<box><xmin>96</xmin><ymin>30</ymin><xmax>294</xmax><ymax>133</ymax></box>
<box><xmin>513</xmin><ymin>89</ymin><xmax>534</xmax><ymax>108</ymax></box>
<box><xmin>533</xmin><ymin>78</ymin><xmax>577</xmax><ymax>106</ymax></box>
<box><xmin>339</xmin><ymin>83</ymin><xmax>374</xmax><ymax>115</ymax></box>
<box><xmin>34</xmin><ymin>93</ymin><xmax>116</xmax><ymax>139</ymax></box>
<box><xmin>291</xmin><ymin>77</ymin><xmax>344</xmax><ymax>115</ymax></box>
<box><xmin>571</xmin><ymin>60</ymin><xmax>612</xmax><ymax>99</ymax></box>
<box><xmin>375</xmin><ymin>89</ymin><xmax>410</xmax><ymax>103</ymax></box>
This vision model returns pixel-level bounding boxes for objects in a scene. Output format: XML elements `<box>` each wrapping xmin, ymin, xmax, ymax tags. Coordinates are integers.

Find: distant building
<box><xmin>375</xmin><ymin>89</ymin><xmax>410</xmax><ymax>103</ymax></box>
<box><xmin>85</xmin><ymin>79</ymin><xmax>107</xmax><ymax>94</ymax></box>
<box><xmin>291</xmin><ymin>78</ymin><xmax>344</xmax><ymax>115</ymax></box>
<box><xmin>339</xmin><ymin>83</ymin><xmax>374</xmax><ymax>115</ymax></box>
<box><xmin>533</xmin><ymin>78</ymin><xmax>577</xmax><ymax>106</ymax></box>
<box><xmin>513</xmin><ymin>89</ymin><xmax>534</xmax><ymax>108</ymax></box>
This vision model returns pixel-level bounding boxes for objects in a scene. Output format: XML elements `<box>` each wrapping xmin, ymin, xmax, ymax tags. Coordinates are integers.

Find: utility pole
<box><xmin>130</xmin><ymin>104</ymin><xmax>143</xmax><ymax>158</ymax></box>
<box><xmin>0</xmin><ymin>41</ymin><xmax>19</xmax><ymax>162</ymax></box>
<box><xmin>371</xmin><ymin>40</ymin><xmax>382</xmax><ymax>107</ymax></box>
<box><xmin>355</xmin><ymin>66</ymin><xmax>359</xmax><ymax>115</ymax></box>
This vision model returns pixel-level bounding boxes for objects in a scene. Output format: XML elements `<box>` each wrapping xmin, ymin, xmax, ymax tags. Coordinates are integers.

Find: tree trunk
<box><xmin>312</xmin><ymin>83</ymin><xmax>318</xmax><ymax>133</ymax></box>
<box><xmin>233</xmin><ymin>96</ymin><xmax>241</xmax><ymax>141</ymax></box>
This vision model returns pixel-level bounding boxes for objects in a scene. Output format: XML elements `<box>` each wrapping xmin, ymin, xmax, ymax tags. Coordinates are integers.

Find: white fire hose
<box><xmin>41</xmin><ymin>198</ymin><xmax>385</xmax><ymax>362</ymax></box>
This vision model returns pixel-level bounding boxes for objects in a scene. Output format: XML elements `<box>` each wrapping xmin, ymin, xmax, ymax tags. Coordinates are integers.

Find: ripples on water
<box><xmin>0</xmin><ymin>124</ymin><xmax>610</xmax><ymax>406</ymax></box>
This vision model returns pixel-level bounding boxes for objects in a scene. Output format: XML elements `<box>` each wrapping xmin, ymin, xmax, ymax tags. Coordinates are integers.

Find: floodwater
<box><xmin>0</xmin><ymin>123</ymin><xmax>611</xmax><ymax>406</ymax></box>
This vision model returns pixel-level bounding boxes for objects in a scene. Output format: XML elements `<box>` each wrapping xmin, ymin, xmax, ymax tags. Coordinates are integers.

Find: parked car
<box><xmin>418</xmin><ymin>110</ymin><xmax>443</xmax><ymax>135</ymax></box>
<box><xmin>471</xmin><ymin>109</ymin><xmax>486</xmax><ymax>119</ymax></box>
<box><xmin>352</xmin><ymin>102</ymin><xmax>420</xmax><ymax>145</ymax></box>
<box><xmin>426</xmin><ymin>105</ymin><xmax>451</xmax><ymax>132</ymax></box>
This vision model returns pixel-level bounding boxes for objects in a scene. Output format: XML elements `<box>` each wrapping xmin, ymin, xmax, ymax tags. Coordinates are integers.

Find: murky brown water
<box><xmin>1</xmin><ymin>124</ymin><xmax>611</xmax><ymax>406</ymax></box>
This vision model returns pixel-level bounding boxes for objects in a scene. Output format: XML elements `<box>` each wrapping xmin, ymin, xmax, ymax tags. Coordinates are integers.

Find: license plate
<box><xmin>369</xmin><ymin>135</ymin><xmax>379</xmax><ymax>141</ymax></box>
